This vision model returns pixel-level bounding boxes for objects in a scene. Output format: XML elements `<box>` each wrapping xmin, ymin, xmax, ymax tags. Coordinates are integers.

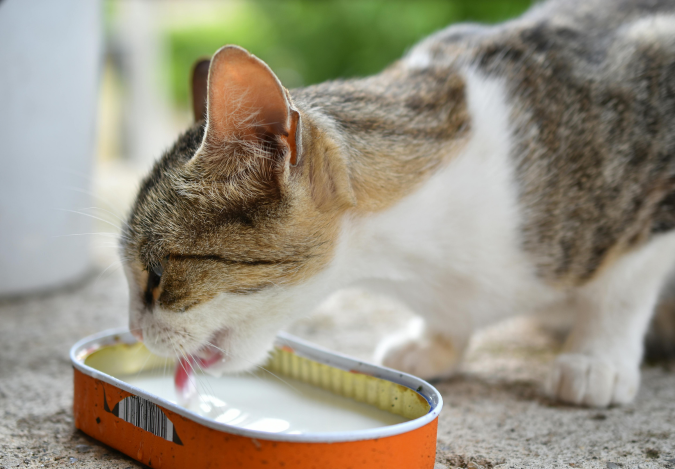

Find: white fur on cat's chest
<box><xmin>336</xmin><ymin>70</ymin><xmax>560</xmax><ymax>328</ymax></box>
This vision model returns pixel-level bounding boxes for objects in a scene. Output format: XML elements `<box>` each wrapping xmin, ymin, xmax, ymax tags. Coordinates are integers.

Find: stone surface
<box><xmin>1</xmin><ymin>268</ymin><xmax>674</xmax><ymax>468</ymax></box>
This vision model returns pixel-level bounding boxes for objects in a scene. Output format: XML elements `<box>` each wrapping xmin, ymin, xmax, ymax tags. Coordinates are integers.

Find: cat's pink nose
<box><xmin>131</xmin><ymin>329</ymin><xmax>143</xmax><ymax>341</ymax></box>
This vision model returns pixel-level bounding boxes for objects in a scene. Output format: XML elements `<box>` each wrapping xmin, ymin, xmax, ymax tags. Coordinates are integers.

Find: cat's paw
<box><xmin>375</xmin><ymin>325</ymin><xmax>461</xmax><ymax>380</ymax></box>
<box><xmin>546</xmin><ymin>353</ymin><xmax>640</xmax><ymax>407</ymax></box>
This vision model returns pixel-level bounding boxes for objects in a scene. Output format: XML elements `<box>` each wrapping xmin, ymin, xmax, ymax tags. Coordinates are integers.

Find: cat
<box><xmin>121</xmin><ymin>0</ymin><xmax>675</xmax><ymax>408</ymax></box>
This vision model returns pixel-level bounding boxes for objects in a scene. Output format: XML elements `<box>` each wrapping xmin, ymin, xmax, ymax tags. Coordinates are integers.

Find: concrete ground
<box><xmin>1</xmin><ymin>265</ymin><xmax>674</xmax><ymax>469</ymax></box>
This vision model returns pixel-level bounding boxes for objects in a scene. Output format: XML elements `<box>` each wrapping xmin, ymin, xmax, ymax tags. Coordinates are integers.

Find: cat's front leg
<box><xmin>374</xmin><ymin>316</ymin><xmax>471</xmax><ymax>380</ymax></box>
<box><xmin>547</xmin><ymin>234</ymin><xmax>675</xmax><ymax>407</ymax></box>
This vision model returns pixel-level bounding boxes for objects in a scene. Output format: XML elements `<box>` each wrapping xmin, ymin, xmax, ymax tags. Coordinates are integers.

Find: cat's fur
<box><xmin>121</xmin><ymin>0</ymin><xmax>675</xmax><ymax>408</ymax></box>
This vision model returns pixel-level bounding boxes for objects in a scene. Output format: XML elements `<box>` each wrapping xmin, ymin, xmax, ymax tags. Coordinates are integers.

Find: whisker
<box><xmin>134</xmin><ymin>349</ymin><xmax>153</xmax><ymax>379</ymax></box>
<box><xmin>78</xmin><ymin>205</ymin><xmax>127</xmax><ymax>225</ymax></box>
<box><xmin>63</xmin><ymin>186</ymin><xmax>121</xmax><ymax>214</ymax></box>
<box><xmin>196</xmin><ymin>338</ymin><xmax>299</xmax><ymax>393</ymax></box>
<box><xmin>172</xmin><ymin>339</ymin><xmax>204</xmax><ymax>400</ymax></box>
<box><xmin>54</xmin><ymin>232</ymin><xmax>124</xmax><ymax>239</ymax></box>
<box><xmin>243</xmin><ymin>368</ymin><xmax>270</xmax><ymax>386</ymax></box>
<box><xmin>169</xmin><ymin>339</ymin><xmax>196</xmax><ymax>400</ymax></box>
<box><xmin>94</xmin><ymin>260</ymin><xmax>122</xmax><ymax>285</ymax></box>
<box><xmin>98</xmin><ymin>263</ymin><xmax>123</xmax><ymax>284</ymax></box>
<box><xmin>252</xmin><ymin>363</ymin><xmax>300</xmax><ymax>393</ymax></box>
<box><xmin>55</xmin><ymin>208</ymin><xmax>122</xmax><ymax>231</ymax></box>
<box><xmin>187</xmin><ymin>353</ymin><xmax>218</xmax><ymax>398</ymax></box>
<box><xmin>175</xmin><ymin>331</ymin><xmax>302</xmax><ymax>395</ymax></box>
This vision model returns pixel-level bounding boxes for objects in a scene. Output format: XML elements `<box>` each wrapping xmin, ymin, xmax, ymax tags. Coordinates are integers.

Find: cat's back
<box><xmin>410</xmin><ymin>0</ymin><xmax>675</xmax><ymax>65</ymax></box>
<box><xmin>406</xmin><ymin>0</ymin><xmax>675</xmax><ymax>286</ymax></box>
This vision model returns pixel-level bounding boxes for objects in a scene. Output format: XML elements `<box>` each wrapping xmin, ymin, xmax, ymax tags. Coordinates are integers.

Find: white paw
<box><xmin>375</xmin><ymin>324</ymin><xmax>461</xmax><ymax>380</ymax></box>
<box><xmin>546</xmin><ymin>353</ymin><xmax>640</xmax><ymax>407</ymax></box>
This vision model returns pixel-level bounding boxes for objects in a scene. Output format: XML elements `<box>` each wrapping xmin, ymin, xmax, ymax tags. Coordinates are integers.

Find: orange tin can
<box><xmin>71</xmin><ymin>329</ymin><xmax>442</xmax><ymax>468</ymax></box>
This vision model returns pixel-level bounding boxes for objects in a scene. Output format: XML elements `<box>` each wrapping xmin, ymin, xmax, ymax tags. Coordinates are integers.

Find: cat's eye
<box><xmin>152</xmin><ymin>263</ymin><xmax>163</xmax><ymax>278</ymax></box>
<box><xmin>151</xmin><ymin>255</ymin><xmax>169</xmax><ymax>278</ymax></box>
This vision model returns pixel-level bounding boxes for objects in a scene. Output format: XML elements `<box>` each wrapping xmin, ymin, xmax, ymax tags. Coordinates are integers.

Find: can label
<box><xmin>103</xmin><ymin>389</ymin><xmax>183</xmax><ymax>445</ymax></box>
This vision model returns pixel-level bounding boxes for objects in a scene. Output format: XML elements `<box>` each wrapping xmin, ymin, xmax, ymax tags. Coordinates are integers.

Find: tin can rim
<box><xmin>70</xmin><ymin>328</ymin><xmax>443</xmax><ymax>443</ymax></box>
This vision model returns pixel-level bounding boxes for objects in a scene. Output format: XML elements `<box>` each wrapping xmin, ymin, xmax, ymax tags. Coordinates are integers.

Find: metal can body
<box><xmin>71</xmin><ymin>329</ymin><xmax>442</xmax><ymax>469</ymax></box>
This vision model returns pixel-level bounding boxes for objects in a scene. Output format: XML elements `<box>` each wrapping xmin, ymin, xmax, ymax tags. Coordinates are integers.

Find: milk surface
<box><xmin>117</xmin><ymin>371</ymin><xmax>408</xmax><ymax>434</ymax></box>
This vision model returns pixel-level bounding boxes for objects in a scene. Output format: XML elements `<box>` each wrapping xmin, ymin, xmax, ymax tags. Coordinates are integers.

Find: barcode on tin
<box><xmin>109</xmin><ymin>395</ymin><xmax>182</xmax><ymax>445</ymax></box>
<box><xmin>118</xmin><ymin>396</ymin><xmax>172</xmax><ymax>440</ymax></box>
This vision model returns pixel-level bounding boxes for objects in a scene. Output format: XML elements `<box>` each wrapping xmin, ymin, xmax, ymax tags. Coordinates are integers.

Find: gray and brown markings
<box><xmin>122</xmin><ymin>0</ymin><xmax>675</xmax><ymax>313</ymax></box>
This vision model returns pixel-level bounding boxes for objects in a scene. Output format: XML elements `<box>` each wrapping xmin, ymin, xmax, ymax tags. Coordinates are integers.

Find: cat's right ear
<box><xmin>201</xmin><ymin>45</ymin><xmax>300</xmax><ymax>165</ymax></box>
<box><xmin>191</xmin><ymin>59</ymin><xmax>210</xmax><ymax>122</ymax></box>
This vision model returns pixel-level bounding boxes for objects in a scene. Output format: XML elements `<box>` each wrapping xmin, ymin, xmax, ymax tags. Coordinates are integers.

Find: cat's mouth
<box><xmin>174</xmin><ymin>328</ymin><xmax>229</xmax><ymax>401</ymax></box>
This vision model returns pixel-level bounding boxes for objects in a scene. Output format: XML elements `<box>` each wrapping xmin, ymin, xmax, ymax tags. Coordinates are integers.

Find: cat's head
<box><xmin>120</xmin><ymin>46</ymin><xmax>354</xmax><ymax>373</ymax></box>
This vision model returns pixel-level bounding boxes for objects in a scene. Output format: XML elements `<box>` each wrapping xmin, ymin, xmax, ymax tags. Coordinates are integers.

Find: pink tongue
<box><xmin>174</xmin><ymin>352</ymin><xmax>223</xmax><ymax>403</ymax></box>
<box><xmin>174</xmin><ymin>357</ymin><xmax>194</xmax><ymax>401</ymax></box>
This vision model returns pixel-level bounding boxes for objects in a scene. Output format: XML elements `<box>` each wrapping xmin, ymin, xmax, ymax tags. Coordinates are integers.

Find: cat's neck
<box><xmin>324</xmin><ymin>70</ymin><xmax>523</xmax><ymax>292</ymax></box>
<box><xmin>292</xmin><ymin>63</ymin><xmax>472</xmax><ymax>214</ymax></box>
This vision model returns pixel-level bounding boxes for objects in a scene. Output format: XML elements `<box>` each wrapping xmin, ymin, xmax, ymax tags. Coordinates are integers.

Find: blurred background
<box><xmin>1</xmin><ymin>0</ymin><xmax>533</xmax><ymax>297</ymax></box>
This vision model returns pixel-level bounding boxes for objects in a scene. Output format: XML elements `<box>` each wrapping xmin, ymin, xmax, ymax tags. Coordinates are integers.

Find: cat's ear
<box><xmin>191</xmin><ymin>59</ymin><xmax>210</xmax><ymax>122</ymax></box>
<box><xmin>204</xmin><ymin>45</ymin><xmax>301</xmax><ymax>166</ymax></box>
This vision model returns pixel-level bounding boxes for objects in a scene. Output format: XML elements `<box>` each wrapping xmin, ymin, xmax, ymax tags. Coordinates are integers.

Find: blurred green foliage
<box><xmin>165</xmin><ymin>0</ymin><xmax>532</xmax><ymax>109</ymax></box>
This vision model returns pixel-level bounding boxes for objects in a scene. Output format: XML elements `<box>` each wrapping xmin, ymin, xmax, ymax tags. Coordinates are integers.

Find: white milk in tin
<box><xmin>115</xmin><ymin>371</ymin><xmax>407</xmax><ymax>434</ymax></box>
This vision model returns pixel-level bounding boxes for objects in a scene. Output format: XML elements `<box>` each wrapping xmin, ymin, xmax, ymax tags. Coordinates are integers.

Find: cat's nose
<box><xmin>131</xmin><ymin>329</ymin><xmax>144</xmax><ymax>341</ymax></box>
